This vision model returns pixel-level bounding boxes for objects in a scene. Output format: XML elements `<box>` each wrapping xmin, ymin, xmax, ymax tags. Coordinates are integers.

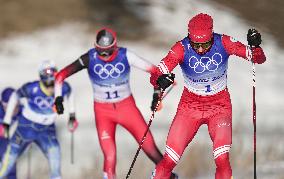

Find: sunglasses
<box><xmin>190</xmin><ymin>39</ymin><xmax>213</xmax><ymax>50</ymax></box>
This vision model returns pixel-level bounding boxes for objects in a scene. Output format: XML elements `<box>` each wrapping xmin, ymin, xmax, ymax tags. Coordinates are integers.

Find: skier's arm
<box><xmin>222</xmin><ymin>35</ymin><xmax>266</xmax><ymax>64</ymax></box>
<box><xmin>150</xmin><ymin>42</ymin><xmax>184</xmax><ymax>88</ymax></box>
<box><xmin>3</xmin><ymin>92</ymin><xmax>18</xmax><ymax>125</ymax></box>
<box><xmin>55</xmin><ymin>53</ymin><xmax>89</xmax><ymax>97</ymax></box>
<box><xmin>127</xmin><ymin>50</ymin><xmax>155</xmax><ymax>73</ymax></box>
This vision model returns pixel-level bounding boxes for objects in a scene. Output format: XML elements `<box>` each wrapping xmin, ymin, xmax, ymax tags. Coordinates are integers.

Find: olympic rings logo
<box><xmin>188</xmin><ymin>53</ymin><xmax>223</xmax><ymax>73</ymax></box>
<box><xmin>93</xmin><ymin>63</ymin><xmax>125</xmax><ymax>79</ymax></box>
<box><xmin>34</xmin><ymin>96</ymin><xmax>54</xmax><ymax>109</ymax></box>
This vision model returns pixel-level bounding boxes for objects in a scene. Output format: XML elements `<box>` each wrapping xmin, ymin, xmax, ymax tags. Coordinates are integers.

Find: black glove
<box><xmin>68</xmin><ymin>113</ymin><xmax>78</xmax><ymax>132</ymax></box>
<box><xmin>247</xmin><ymin>28</ymin><xmax>261</xmax><ymax>47</ymax></box>
<box><xmin>156</xmin><ymin>73</ymin><xmax>175</xmax><ymax>90</ymax></box>
<box><xmin>54</xmin><ymin>96</ymin><xmax>64</xmax><ymax>114</ymax></box>
<box><xmin>3</xmin><ymin>123</ymin><xmax>10</xmax><ymax>139</ymax></box>
<box><xmin>151</xmin><ymin>89</ymin><xmax>161</xmax><ymax>112</ymax></box>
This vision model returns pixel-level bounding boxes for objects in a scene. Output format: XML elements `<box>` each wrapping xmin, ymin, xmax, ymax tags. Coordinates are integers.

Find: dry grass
<box><xmin>210</xmin><ymin>0</ymin><xmax>284</xmax><ymax>47</ymax></box>
<box><xmin>0</xmin><ymin>0</ymin><xmax>282</xmax><ymax>46</ymax></box>
<box><xmin>0</xmin><ymin>0</ymin><xmax>88</xmax><ymax>36</ymax></box>
<box><xmin>0</xmin><ymin>0</ymin><xmax>150</xmax><ymax>40</ymax></box>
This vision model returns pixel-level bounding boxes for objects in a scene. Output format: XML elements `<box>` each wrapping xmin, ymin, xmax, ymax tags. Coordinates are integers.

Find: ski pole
<box><xmin>71</xmin><ymin>131</ymin><xmax>74</xmax><ymax>164</ymax></box>
<box><xmin>252</xmin><ymin>56</ymin><xmax>257</xmax><ymax>179</ymax></box>
<box><xmin>247</xmin><ymin>28</ymin><xmax>259</xmax><ymax>178</ymax></box>
<box><xmin>249</xmin><ymin>42</ymin><xmax>257</xmax><ymax>179</ymax></box>
<box><xmin>126</xmin><ymin>89</ymin><xmax>165</xmax><ymax>179</ymax></box>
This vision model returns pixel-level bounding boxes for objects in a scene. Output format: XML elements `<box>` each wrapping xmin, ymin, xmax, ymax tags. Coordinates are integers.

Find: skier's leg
<box><xmin>7</xmin><ymin>164</ymin><xmax>16</xmax><ymax>179</ymax></box>
<box><xmin>0</xmin><ymin>131</ymin><xmax>29</xmax><ymax>178</ymax></box>
<box><xmin>94</xmin><ymin>103</ymin><xmax>117</xmax><ymax>179</ymax></box>
<box><xmin>119</xmin><ymin>97</ymin><xmax>162</xmax><ymax>164</ymax></box>
<box><xmin>207</xmin><ymin>98</ymin><xmax>232</xmax><ymax>179</ymax></box>
<box><xmin>0</xmin><ymin>145</ymin><xmax>20</xmax><ymax>178</ymax></box>
<box><xmin>3</xmin><ymin>141</ymin><xmax>20</xmax><ymax>179</ymax></box>
<box><xmin>0</xmin><ymin>138</ymin><xmax>9</xmax><ymax>161</ymax></box>
<box><xmin>153</xmin><ymin>98</ymin><xmax>203</xmax><ymax>179</ymax></box>
<box><xmin>0</xmin><ymin>138</ymin><xmax>16</xmax><ymax>179</ymax></box>
<box><xmin>35</xmin><ymin>125</ymin><xmax>61</xmax><ymax>179</ymax></box>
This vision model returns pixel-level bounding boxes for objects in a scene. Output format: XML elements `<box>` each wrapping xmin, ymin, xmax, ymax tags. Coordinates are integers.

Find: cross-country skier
<box><xmin>0</xmin><ymin>88</ymin><xmax>21</xmax><ymax>179</ymax></box>
<box><xmin>0</xmin><ymin>60</ymin><xmax>77</xmax><ymax>179</ymax></box>
<box><xmin>150</xmin><ymin>13</ymin><xmax>266</xmax><ymax>179</ymax></box>
<box><xmin>54</xmin><ymin>27</ymin><xmax>175</xmax><ymax>179</ymax></box>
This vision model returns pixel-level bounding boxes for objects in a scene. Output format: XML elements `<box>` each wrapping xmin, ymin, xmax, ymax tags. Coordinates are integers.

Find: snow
<box><xmin>0</xmin><ymin>1</ymin><xmax>283</xmax><ymax>178</ymax></box>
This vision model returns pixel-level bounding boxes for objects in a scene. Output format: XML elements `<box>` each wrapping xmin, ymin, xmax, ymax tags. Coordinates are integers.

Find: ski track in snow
<box><xmin>0</xmin><ymin>1</ymin><xmax>283</xmax><ymax>178</ymax></box>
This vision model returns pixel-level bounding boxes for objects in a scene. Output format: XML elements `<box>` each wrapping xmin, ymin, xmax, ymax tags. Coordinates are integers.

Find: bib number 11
<box><xmin>106</xmin><ymin>91</ymin><xmax>120</xmax><ymax>99</ymax></box>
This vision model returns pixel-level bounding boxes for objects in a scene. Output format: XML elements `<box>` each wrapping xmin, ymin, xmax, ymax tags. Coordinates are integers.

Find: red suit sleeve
<box><xmin>55</xmin><ymin>53</ymin><xmax>89</xmax><ymax>97</ymax></box>
<box><xmin>55</xmin><ymin>53</ymin><xmax>89</xmax><ymax>85</ymax></box>
<box><xmin>150</xmin><ymin>42</ymin><xmax>184</xmax><ymax>88</ymax></box>
<box><xmin>222</xmin><ymin>35</ymin><xmax>266</xmax><ymax>64</ymax></box>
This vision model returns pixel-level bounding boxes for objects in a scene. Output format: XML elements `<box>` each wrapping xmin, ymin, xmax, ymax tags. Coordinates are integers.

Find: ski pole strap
<box><xmin>126</xmin><ymin>89</ymin><xmax>165</xmax><ymax>179</ymax></box>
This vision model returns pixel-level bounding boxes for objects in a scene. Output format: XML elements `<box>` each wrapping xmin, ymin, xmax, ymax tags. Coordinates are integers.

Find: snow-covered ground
<box><xmin>0</xmin><ymin>0</ymin><xmax>283</xmax><ymax>178</ymax></box>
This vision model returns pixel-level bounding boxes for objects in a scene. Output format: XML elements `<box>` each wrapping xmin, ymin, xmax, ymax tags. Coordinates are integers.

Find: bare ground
<box><xmin>2</xmin><ymin>0</ymin><xmax>282</xmax><ymax>47</ymax></box>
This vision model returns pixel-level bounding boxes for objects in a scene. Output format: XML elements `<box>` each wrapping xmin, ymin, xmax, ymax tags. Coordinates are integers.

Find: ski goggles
<box><xmin>97</xmin><ymin>47</ymin><xmax>115</xmax><ymax>57</ymax></box>
<box><xmin>190</xmin><ymin>39</ymin><xmax>213</xmax><ymax>50</ymax></box>
<box><xmin>39</xmin><ymin>68</ymin><xmax>57</xmax><ymax>86</ymax></box>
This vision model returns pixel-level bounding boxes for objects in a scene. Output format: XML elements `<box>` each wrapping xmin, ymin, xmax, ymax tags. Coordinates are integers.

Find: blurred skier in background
<box><xmin>0</xmin><ymin>88</ymin><xmax>21</xmax><ymax>179</ymax></box>
<box><xmin>54</xmin><ymin>28</ymin><xmax>175</xmax><ymax>179</ymax></box>
<box><xmin>150</xmin><ymin>13</ymin><xmax>266</xmax><ymax>179</ymax></box>
<box><xmin>0</xmin><ymin>60</ymin><xmax>77</xmax><ymax>179</ymax></box>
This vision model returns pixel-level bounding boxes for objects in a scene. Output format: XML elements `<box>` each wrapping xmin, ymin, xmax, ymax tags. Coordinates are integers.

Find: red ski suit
<box><xmin>55</xmin><ymin>48</ymin><xmax>163</xmax><ymax>179</ymax></box>
<box><xmin>150</xmin><ymin>34</ymin><xmax>266</xmax><ymax>179</ymax></box>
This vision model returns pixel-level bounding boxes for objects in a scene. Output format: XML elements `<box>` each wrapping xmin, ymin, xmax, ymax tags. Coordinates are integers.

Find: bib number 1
<box><xmin>205</xmin><ymin>85</ymin><xmax>212</xmax><ymax>93</ymax></box>
<box><xmin>106</xmin><ymin>91</ymin><xmax>120</xmax><ymax>99</ymax></box>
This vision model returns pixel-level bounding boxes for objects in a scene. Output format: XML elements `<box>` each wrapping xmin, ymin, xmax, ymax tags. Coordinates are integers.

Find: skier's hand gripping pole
<box><xmin>151</xmin><ymin>73</ymin><xmax>176</xmax><ymax>112</ymax></box>
<box><xmin>68</xmin><ymin>113</ymin><xmax>79</xmax><ymax>133</ymax></box>
<box><xmin>247</xmin><ymin>28</ymin><xmax>260</xmax><ymax>179</ymax></box>
<box><xmin>126</xmin><ymin>73</ymin><xmax>175</xmax><ymax>179</ymax></box>
<box><xmin>151</xmin><ymin>81</ymin><xmax>176</xmax><ymax>112</ymax></box>
<box><xmin>247</xmin><ymin>28</ymin><xmax>261</xmax><ymax>48</ymax></box>
<box><xmin>54</xmin><ymin>96</ymin><xmax>64</xmax><ymax>114</ymax></box>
